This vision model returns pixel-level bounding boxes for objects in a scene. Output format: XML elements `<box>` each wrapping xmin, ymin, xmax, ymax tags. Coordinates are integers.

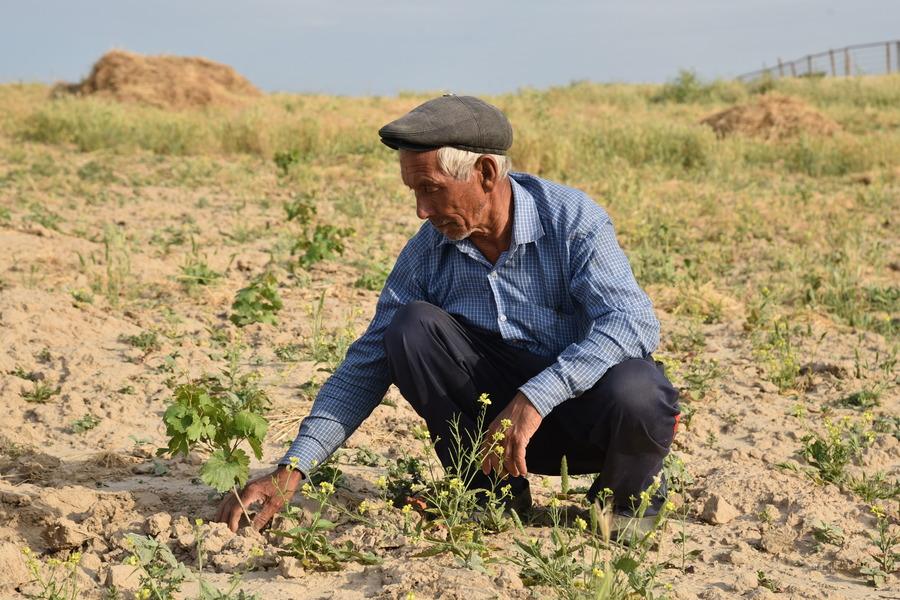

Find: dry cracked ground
<box><xmin>0</xmin><ymin>84</ymin><xmax>898</xmax><ymax>599</ymax></box>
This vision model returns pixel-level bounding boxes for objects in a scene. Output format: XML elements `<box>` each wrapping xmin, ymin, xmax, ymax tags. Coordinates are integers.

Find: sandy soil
<box><xmin>0</xmin><ymin>140</ymin><xmax>897</xmax><ymax>600</ymax></box>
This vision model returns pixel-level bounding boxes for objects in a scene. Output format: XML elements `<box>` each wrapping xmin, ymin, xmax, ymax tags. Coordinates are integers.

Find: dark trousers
<box><xmin>383</xmin><ymin>301</ymin><xmax>680</xmax><ymax>512</ymax></box>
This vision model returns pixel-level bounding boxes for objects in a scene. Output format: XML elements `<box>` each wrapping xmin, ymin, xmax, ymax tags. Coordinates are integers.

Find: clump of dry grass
<box><xmin>53</xmin><ymin>49</ymin><xmax>262</xmax><ymax>110</ymax></box>
<box><xmin>700</xmin><ymin>93</ymin><xmax>841</xmax><ymax>140</ymax></box>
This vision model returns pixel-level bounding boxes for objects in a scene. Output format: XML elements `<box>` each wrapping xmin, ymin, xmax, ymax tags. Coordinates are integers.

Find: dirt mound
<box><xmin>56</xmin><ymin>50</ymin><xmax>262</xmax><ymax>109</ymax></box>
<box><xmin>700</xmin><ymin>93</ymin><xmax>840</xmax><ymax>140</ymax></box>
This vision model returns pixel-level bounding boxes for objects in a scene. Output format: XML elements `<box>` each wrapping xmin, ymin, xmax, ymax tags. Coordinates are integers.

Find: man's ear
<box><xmin>476</xmin><ymin>156</ymin><xmax>498</xmax><ymax>192</ymax></box>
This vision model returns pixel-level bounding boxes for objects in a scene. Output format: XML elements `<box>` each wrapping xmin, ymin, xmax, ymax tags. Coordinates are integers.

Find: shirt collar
<box><xmin>437</xmin><ymin>175</ymin><xmax>545</xmax><ymax>248</ymax></box>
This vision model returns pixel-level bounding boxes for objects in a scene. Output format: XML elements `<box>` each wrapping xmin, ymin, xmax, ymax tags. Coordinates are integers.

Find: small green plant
<box><xmin>756</xmin><ymin>570</ymin><xmax>782</xmax><ymax>593</ymax></box>
<box><xmin>811</xmin><ymin>521</ymin><xmax>845</xmax><ymax>548</ymax></box>
<box><xmin>353</xmin><ymin>261</ymin><xmax>390</xmax><ymax>291</ymax></box>
<box><xmin>273</xmin><ymin>149</ymin><xmax>301</xmax><ymax>176</ymax></box>
<box><xmin>158</xmin><ymin>344</ymin><xmax>270</xmax><ymax>523</ymax></box>
<box><xmin>274</xmin><ymin>468</ymin><xmax>380</xmax><ymax>571</ymax></box>
<box><xmin>510</xmin><ymin>482</ymin><xmax>671</xmax><ymax>599</ymax></box>
<box><xmin>273</xmin><ymin>343</ymin><xmax>303</xmax><ymax>362</ymax></box>
<box><xmin>307</xmin><ymin>291</ymin><xmax>356</xmax><ymax>371</ymax></box>
<box><xmin>283</xmin><ymin>194</ymin><xmax>316</xmax><ymax>225</ymax></box>
<box><xmin>70</xmin><ymin>289</ymin><xmax>93</xmax><ymax>304</ymax></box>
<box><xmin>800</xmin><ymin>415</ymin><xmax>874</xmax><ymax>486</ymax></box>
<box><xmin>21</xmin><ymin>381</ymin><xmax>60</xmax><ymax>403</ymax></box>
<box><xmin>849</xmin><ymin>472</ymin><xmax>900</xmax><ymax>502</ymax></box>
<box><xmin>230</xmin><ymin>272</ymin><xmax>283</xmax><ymax>326</ymax></box>
<box><xmin>752</xmin><ymin>316</ymin><xmax>803</xmax><ymax>392</ymax></box>
<box><xmin>178</xmin><ymin>242</ymin><xmax>222</xmax><ymax>288</ymax></box>
<box><xmin>292</xmin><ymin>224</ymin><xmax>353</xmax><ymax>270</ymax></box>
<box><xmin>861</xmin><ymin>506</ymin><xmax>899</xmax><ymax>588</ymax></box>
<box><xmin>21</xmin><ymin>547</ymin><xmax>81</xmax><ymax>600</ymax></box>
<box><xmin>400</xmin><ymin>394</ymin><xmax>516</xmax><ymax>567</ymax></box>
<box><xmin>122</xmin><ymin>331</ymin><xmax>161</xmax><ymax>354</ymax></box>
<box><xmin>70</xmin><ymin>413</ymin><xmax>101</xmax><ymax>434</ymax></box>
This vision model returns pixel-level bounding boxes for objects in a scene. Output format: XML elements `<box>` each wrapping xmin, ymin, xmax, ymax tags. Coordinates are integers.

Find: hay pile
<box><xmin>57</xmin><ymin>50</ymin><xmax>262</xmax><ymax>109</ymax></box>
<box><xmin>700</xmin><ymin>94</ymin><xmax>840</xmax><ymax>140</ymax></box>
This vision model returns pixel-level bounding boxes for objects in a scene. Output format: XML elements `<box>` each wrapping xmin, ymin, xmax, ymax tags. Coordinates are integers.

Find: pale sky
<box><xmin>1</xmin><ymin>1</ymin><xmax>897</xmax><ymax>95</ymax></box>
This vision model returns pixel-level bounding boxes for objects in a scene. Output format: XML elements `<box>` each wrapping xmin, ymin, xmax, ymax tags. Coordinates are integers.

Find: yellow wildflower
<box><xmin>477</xmin><ymin>393</ymin><xmax>491</xmax><ymax>406</ymax></box>
<box><xmin>574</xmin><ymin>516</ymin><xmax>587</xmax><ymax>531</ymax></box>
<box><xmin>500</xmin><ymin>418</ymin><xmax>512</xmax><ymax>430</ymax></box>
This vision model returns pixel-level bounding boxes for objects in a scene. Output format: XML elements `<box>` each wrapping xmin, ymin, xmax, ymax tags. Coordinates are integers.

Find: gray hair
<box><xmin>436</xmin><ymin>147</ymin><xmax>511</xmax><ymax>181</ymax></box>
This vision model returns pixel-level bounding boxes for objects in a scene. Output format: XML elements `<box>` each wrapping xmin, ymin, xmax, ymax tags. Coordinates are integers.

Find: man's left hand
<box><xmin>481</xmin><ymin>391</ymin><xmax>542</xmax><ymax>477</ymax></box>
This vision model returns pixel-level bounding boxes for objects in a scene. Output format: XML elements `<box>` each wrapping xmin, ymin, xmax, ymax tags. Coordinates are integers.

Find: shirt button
<box><xmin>489</xmin><ymin>272</ymin><xmax>497</xmax><ymax>278</ymax></box>
<box><xmin>499</xmin><ymin>314</ymin><xmax>507</xmax><ymax>322</ymax></box>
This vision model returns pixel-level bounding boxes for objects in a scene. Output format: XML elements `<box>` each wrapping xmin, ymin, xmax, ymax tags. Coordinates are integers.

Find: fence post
<box><xmin>806</xmin><ymin>55</ymin><xmax>813</xmax><ymax>75</ymax></box>
<box><xmin>844</xmin><ymin>47</ymin><xmax>851</xmax><ymax>76</ymax></box>
<box><xmin>887</xmin><ymin>42</ymin><xmax>892</xmax><ymax>74</ymax></box>
<box><xmin>829</xmin><ymin>49</ymin><xmax>836</xmax><ymax>76</ymax></box>
<box><xmin>789</xmin><ymin>61</ymin><xmax>797</xmax><ymax>77</ymax></box>
<box><xmin>777</xmin><ymin>58</ymin><xmax>784</xmax><ymax>78</ymax></box>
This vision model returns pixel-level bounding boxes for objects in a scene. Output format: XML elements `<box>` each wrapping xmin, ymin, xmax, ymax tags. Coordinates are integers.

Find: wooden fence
<box><xmin>737</xmin><ymin>40</ymin><xmax>900</xmax><ymax>81</ymax></box>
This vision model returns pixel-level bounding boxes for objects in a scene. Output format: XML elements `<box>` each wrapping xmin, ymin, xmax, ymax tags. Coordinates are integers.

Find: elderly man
<box><xmin>217</xmin><ymin>95</ymin><xmax>680</xmax><ymax>533</ymax></box>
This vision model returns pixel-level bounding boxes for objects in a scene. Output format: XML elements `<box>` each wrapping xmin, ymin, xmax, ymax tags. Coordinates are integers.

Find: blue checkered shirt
<box><xmin>280</xmin><ymin>172</ymin><xmax>660</xmax><ymax>473</ymax></box>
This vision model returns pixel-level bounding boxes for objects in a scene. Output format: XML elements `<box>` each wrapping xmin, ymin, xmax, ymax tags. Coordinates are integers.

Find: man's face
<box><xmin>399</xmin><ymin>149</ymin><xmax>488</xmax><ymax>241</ymax></box>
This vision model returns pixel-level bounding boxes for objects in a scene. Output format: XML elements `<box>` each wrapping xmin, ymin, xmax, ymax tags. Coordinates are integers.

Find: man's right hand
<box><xmin>215</xmin><ymin>466</ymin><xmax>303</xmax><ymax>532</ymax></box>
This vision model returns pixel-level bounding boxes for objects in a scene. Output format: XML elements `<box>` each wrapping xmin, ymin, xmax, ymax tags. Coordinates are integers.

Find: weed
<box><xmin>77</xmin><ymin>159</ymin><xmax>116</xmax><ymax>183</ymax></box>
<box><xmin>800</xmin><ymin>415</ymin><xmax>874</xmax><ymax>486</ymax></box>
<box><xmin>838</xmin><ymin>387</ymin><xmax>882</xmax><ymax>410</ymax></box>
<box><xmin>849</xmin><ymin>472</ymin><xmax>900</xmax><ymax>502</ymax></box>
<box><xmin>230</xmin><ymin>272</ymin><xmax>283</xmax><ymax>327</ymax></box>
<box><xmin>354</xmin><ymin>260</ymin><xmax>391</xmax><ymax>292</ymax></box>
<box><xmin>20</xmin><ymin>547</ymin><xmax>81</xmax><ymax>600</ymax></box>
<box><xmin>757</xmin><ymin>570</ymin><xmax>782</xmax><ymax>593</ymax></box>
<box><xmin>307</xmin><ymin>291</ymin><xmax>357</xmax><ymax>371</ymax></box>
<box><xmin>98</xmin><ymin>223</ymin><xmax>132</xmax><ymax>307</ymax></box>
<box><xmin>752</xmin><ymin>317</ymin><xmax>803</xmax><ymax>392</ymax></box>
<box><xmin>121</xmin><ymin>331</ymin><xmax>161</xmax><ymax>354</ymax></box>
<box><xmin>861</xmin><ymin>506</ymin><xmax>899</xmax><ymax>588</ymax></box>
<box><xmin>811</xmin><ymin>521</ymin><xmax>845</xmax><ymax>548</ymax></box>
<box><xmin>292</xmin><ymin>224</ymin><xmax>354</xmax><ymax>270</ymax></box>
<box><xmin>27</xmin><ymin>204</ymin><xmax>63</xmax><ymax>231</ymax></box>
<box><xmin>283</xmin><ymin>194</ymin><xmax>316</xmax><ymax>225</ymax></box>
<box><xmin>510</xmin><ymin>482</ymin><xmax>670</xmax><ymax>599</ymax></box>
<box><xmin>273</xmin><ymin>149</ymin><xmax>301</xmax><ymax>176</ymax></box>
<box><xmin>275</xmin><ymin>468</ymin><xmax>379</xmax><ymax>570</ymax></box>
<box><xmin>70</xmin><ymin>414</ymin><xmax>101</xmax><ymax>434</ymax></box>
<box><xmin>178</xmin><ymin>242</ymin><xmax>222</xmax><ymax>288</ymax></box>
<box><xmin>21</xmin><ymin>381</ymin><xmax>60</xmax><ymax>403</ymax></box>
<box><xmin>273</xmin><ymin>343</ymin><xmax>303</xmax><ymax>362</ymax></box>
<box><xmin>70</xmin><ymin>289</ymin><xmax>93</xmax><ymax>304</ymax></box>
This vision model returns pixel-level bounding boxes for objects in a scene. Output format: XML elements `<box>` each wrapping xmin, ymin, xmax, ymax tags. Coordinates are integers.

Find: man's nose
<box><xmin>415</xmin><ymin>198</ymin><xmax>432</xmax><ymax>220</ymax></box>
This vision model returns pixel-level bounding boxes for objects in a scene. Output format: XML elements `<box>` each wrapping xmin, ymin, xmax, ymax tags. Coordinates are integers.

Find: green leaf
<box><xmin>613</xmin><ymin>555</ymin><xmax>640</xmax><ymax>574</ymax></box>
<box><xmin>233</xmin><ymin>410</ymin><xmax>268</xmax><ymax>440</ymax></box>
<box><xmin>200</xmin><ymin>448</ymin><xmax>250</xmax><ymax>492</ymax></box>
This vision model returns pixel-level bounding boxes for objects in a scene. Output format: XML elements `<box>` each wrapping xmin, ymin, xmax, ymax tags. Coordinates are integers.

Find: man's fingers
<box><xmin>225</xmin><ymin>486</ymin><xmax>264</xmax><ymax>532</ymax></box>
<box><xmin>252</xmin><ymin>498</ymin><xmax>282</xmax><ymax>531</ymax></box>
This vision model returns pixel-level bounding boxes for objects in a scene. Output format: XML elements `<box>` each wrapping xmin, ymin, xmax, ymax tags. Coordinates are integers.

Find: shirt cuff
<box><xmin>278</xmin><ymin>435</ymin><xmax>331</xmax><ymax>477</ymax></box>
<box><xmin>518</xmin><ymin>367</ymin><xmax>573</xmax><ymax>417</ymax></box>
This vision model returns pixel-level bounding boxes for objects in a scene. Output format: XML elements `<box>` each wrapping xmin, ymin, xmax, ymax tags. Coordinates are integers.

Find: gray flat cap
<box><xmin>379</xmin><ymin>94</ymin><xmax>513</xmax><ymax>155</ymax></box>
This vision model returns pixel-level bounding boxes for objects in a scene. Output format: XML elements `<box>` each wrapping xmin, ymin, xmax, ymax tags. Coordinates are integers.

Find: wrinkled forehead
<box><xmin>399</xmin><ymin>149</ymin><xmax>442</xmax><ymax>186</ymax></box>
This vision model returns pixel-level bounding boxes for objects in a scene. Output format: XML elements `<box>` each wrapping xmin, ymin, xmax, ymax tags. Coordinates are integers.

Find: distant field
<box><xmin>0</xmin><ymin>75</ymin><xmax>897</xmax><ymax>599</ymax></box>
